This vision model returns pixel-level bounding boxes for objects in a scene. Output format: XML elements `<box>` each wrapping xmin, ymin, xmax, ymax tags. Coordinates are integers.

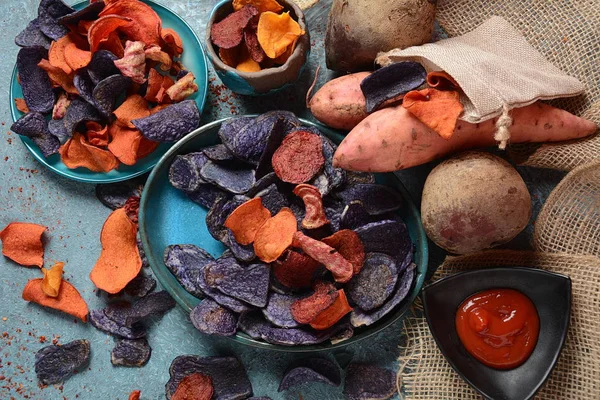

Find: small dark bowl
<box><xmin>205</xmin><ymin>0</ymin><xmax>310</xmax><ymax>95</ymax></box>
<box><xmin>422</xmin><ymin>267</ymin><xmax>571</xmax><ymax>400</ymax></box>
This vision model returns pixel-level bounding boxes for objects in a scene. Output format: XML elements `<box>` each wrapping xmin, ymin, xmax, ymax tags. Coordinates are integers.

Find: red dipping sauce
<box><xmin>455</xmin><ymin>288</ymin><xmax>539</xmax><ymax>370</ymax></box>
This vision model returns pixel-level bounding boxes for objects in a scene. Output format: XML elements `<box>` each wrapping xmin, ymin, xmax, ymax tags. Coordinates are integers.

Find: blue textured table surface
<box><xmin>0</xmin><ymin>1</ymin><xmax>563</xmax><ymax>399</ymax></box>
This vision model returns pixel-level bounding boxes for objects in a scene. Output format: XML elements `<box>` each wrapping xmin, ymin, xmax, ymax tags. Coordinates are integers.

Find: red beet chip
<box><xmin>272</xmin><ymin>130</ymin><xmax>325</xmax><ymax>184</ymax></box>
<box><xmin>273</xmin><ymin>250</ymin><xmax>321</xmax><ymax>290</ymax></box>
<box><xmin>322</xmin><ymin>229</ymin><xmax>365</xmax><ymax>275</ymax></box>
<box><xmin>244</xmin><ymin>28</ymin><xmax>265</xmax><ymax>63</ymax></box>
<box><xmin>293</xmin><ymin>184</ymin><xmax>330</xmax><ymax>229</ymax></box>
<box><xmin>211</xmin><ymin>5</ymin><xmax>259</xmax><ymax>49</ymax></box>
<box><xmin>290</xmin><ymin>281</ymin><xmax>339</xmax><ymax>324</ymax></box>
<box><xmin>292</xmin><ymin>231</ymin><xmax>354</xmax><ymax>283</ymax></box>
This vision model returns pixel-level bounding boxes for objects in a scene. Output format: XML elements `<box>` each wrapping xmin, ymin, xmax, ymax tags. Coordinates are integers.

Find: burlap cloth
<box><xmin>436</xmin><ymin>0</ymin><xmax>599</xmax><ymax>171</ymax></box>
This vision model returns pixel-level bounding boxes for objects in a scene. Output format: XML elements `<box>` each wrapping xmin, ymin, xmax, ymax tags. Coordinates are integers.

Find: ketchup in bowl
<box><xmin>455</xmin><ymin>288</ymin><xmax>540</xmax><ymax>370</ymax></box>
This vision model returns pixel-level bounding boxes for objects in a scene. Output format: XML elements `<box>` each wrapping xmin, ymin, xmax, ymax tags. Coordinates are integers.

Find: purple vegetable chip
<box><xmin>203</xmin><ymin>144</ymin><xmax>236</xmax><ymax>163</ymax></box>
<box><xmin>200</xmin><ymin>160</ymin><xmax>256</xmax><ymax>195</ymax></box>
<box><xmin>108</xmin><ymin>291</ymin><xmax>175</xmax><ymax>326</ymax></box>
<box><xmin>10</xmin><ymin>112</ymin><xmax>60</xmax><ymax>157</ymax></box>
<box><xmin>190</xmin><ymin>299</ymin><xmax>238</xmax><ymax>336</ymax></box>
<box><xmin>340</xmin><ymin>201</ymin><xmax>377</xmax><ymax>230</ymax></box>
<box><xmin>15</xmin><ymin>19</ymin><xmax>52</xmax><ymax>49</ymax></box>
<box><xmin>16</xmin><ymin>46</ymin><xmax>54</xmax><ymax>113</ymax></box>
<box><xmin>350</xmin><ymin>264</ymin><xmax>415</xmax><ymax>327</ymax></box>
<box><xmin>37</xmin><ymin>0</ymin><xmax>74</xmax><ymax>40</ymax></box>
<box><xmin>63</xmin><ymin>97</ymin><xmax>103</xmax><ymax>136</ymax></box>
<box><xmin>111</xmin><ymin>338</ymin><xmax>151</xmax><ymax>367</ymax></box>
<box><xmin>165</xmin><ymin>356</ymin><xmax>252</xmax><ymax>400</ymax></box>
<box><xmin>124</xmin><ymin>272</ymin><xmax>156</xmax><ymax>298</ymax></box>
<box><xmin>325</xmin><ymin>205</ymin><xmax>343</xmax><ymax>233</ymax></box>
<box><xmin>196</xmin><ymin>262</ymin><xmax>253</xmax><ymax>313</ymax></box>
<box><xmin>137</xmin><ymin>234</ymin><xmax>149</xmax><ymax>268</ymax></box>
<box><xmin>398</xmin><ymin>246</ymin><xmax>414</xmax><ymax>271</ymax></box>
<box><xmin>218</xmin><ymin>116</ymin><xmax>255</xmax><ymax>151</ymax></box>
<box><xmin>164</xmin><ymin>244</ymin><xmax>214</xmax><ymax>298</ymax></box>
<box><xmin>168</xmin><ymin>152</ymin><xmax>209</xmax><ymax>193</ymax></box>
<box><xmin>87</xmin><ymin>50</ymin><xmax>120</xmax><ymax>85</ymax></box>
<box><xmin>248</xmin><ymin>398</ymin><xmax>272</xmax><ymax>400</ymax></box>
<box><xmin>204</xmin><ymin>260</ymin><xmax>269</xmax><ymax>307</ymax></box>
<box><xmin>253</xmin><ymin>184</ymin><xmax>288</xmax><ymax>215</ymax></box>
<box><xmin>343</xmin><ymin>363</ymin><xmax>396</xmax><ymax>400</ymax></box>
<box><xmin>361</xmin><ymin>61</ymin><xmax>427</xmax><ymax>113</ymax></box>
<box><xmin>225</xmin><ymin>229</ymin><xmax>256</xmax><ymax>262</ymax></box>
<box><xmin>39</xmin><ymin>0</ymin><xmax>74</xmax><ymax>18</ymax></box>
<box><xmin>95</xmin><ymin>176</ymin><xmax>145</xmax><ymax>210</ymax></box>
<box><xmin>35</xmin><ymin>339</ymin><xmax>90</xmax><ymax>385</ymax></box>
<box><xmin>187</xmin><ymin>183</ymin><xmax>228</xmax><ymax>209</ymax></box>
<box><xmin>255</xmin><ymin>112</ymin><xmax>301</xmax><ymax>178</ymax></box>
<box><xmin>48</xmin><ymin>118</ymin><xmax>69</xmax><ymax>141</ymax></box>
<box><xmin>335</xmin><ymin>184</ymin><xmax>402</xmax><ymax>215</ymax></box>
<box><xmin>89</xmin><ymin>309</ymin><xmax>147</xmax><ymax>339</ymax></box>
<box><xmin>73</xmin><ymin>69</ymin><xmax>96</xmax><ymax>106</ymax></box>
<box><xmin>93</xmin><ymin>74</ymin><xmax>132</xmax><ymax>117</ymax></box>
<box><xmin>330</xmin><ymin>324</ymin><xmax>354</xmax><ymax>345</ymax></box>
<box><xmin>354</xmin><ymin>220</ymin><xmax>412</xmax><ymax>263</ymax></box>
<box><xmin>176</xmin><ymin>70</ymin><xmax>189</xmax><ymax>80</ymax></box>
<box><xmin>205</xmin><ymin>195</ymin><xmax>249</xmax><ymax>243</ymax></box>
<box><xmin>347</xmin><ymin>253</ymin><xmax>398</xmax><ymax>311</ymax></box>
<box><xmin>244</xmin><ymin>172</ymin><xmax>281</xmax><ymax>197</ymax></box>
<box><xmin>309</xmin><ymin>133</ymin><xmax>345</xmax><ymax>196</ymax></box>
<box><xmin>278</xmin><ymin>358</ymin><xmax>341</xmax><ymax>391</ymax></box>
<box><xmin>231</xmin><ymin>112</ymin><xmax>283</xmax><ymax>165</ymax></box>
<box><xmin>58</xmin><ymin>1</ymin><xmax>105</xmax><ymax>27</ymax></box>
<box><xmin>346</xmin><ymin>171</ymin><xmax>376</xmax><ymax>185</ymax></box>
<box><xmin>133</xmin><ymin>100</ymin><xmax>200</xmax><ymax>142</ymax></box>
<box><xmin>262</xmin><ymin>292</ymin><xmax>302</xmax><ymax>328</ymax></box>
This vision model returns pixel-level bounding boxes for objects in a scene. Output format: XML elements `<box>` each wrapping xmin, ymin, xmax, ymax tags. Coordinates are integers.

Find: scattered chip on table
<box><xmin>111</xmin><ymin>338</ymin><xmax>152</xmax><ymax>367</ymax></box>
<box><xmin>278</xmin><ymin>357</ymin><xmax>341</xmax><ymax>391</ymax></box>
<box><xmin>343</xmin><ymin>363</ymin><xmax>396</xmax><ymax>400</ymax></box>
<box><xmin>35</xmin><ymin>339</ymin><xmax>90</xmax><ymax>385</ymax></box>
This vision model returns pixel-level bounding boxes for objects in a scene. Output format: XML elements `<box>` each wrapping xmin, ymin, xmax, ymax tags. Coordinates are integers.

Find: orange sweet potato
<box><xmin>333</xmin><ymin>102</ymin><xmax>598</xmax><ymax>172</ymax></box>
<box><xmin>0</xmin><ymin>222</ymin><xmax>46</xmax><ymax>267</ymax></box>
<box><xmin>22</xmin><ymin>278</ymin><xmax>89</xmax><ymax>322</ymax></box>
<box><xmin>224</xmin><ymin>198</ymin><xmax>271</xmax><ymax>245</ymax></box>
<box><xmin>309</xmin><ymin>289</ymin><xmax>352</xmax><ymax>330</ymax></box>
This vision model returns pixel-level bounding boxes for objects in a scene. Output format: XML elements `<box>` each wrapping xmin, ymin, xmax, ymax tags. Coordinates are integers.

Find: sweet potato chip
<box><xmin>90</xmin><ymin>208</ymin><xmax>142</xmax><ymax>294</ymax></box>
<box><xmin>144</xmin><ymin>69</ymin><xmax>175</xmax><ymax>103</ymax></box>
<box><xmin>426</xmin><ymin>71</ymin><xmax>460</xmax><ymax>91</ymax></box>
<box><xmin>64</xmin><ymin>42</ymin><xmax>92</xmax><ymax>71</ymax></box>
<box><xmin>309</xmin><ymin>289</ymin><xmax>352</xmax><ymax>330</ymax></box>
<box><xmin>114</xmin><ymin>94</ymin><xmax>150</xmax><ymax>128</ymax></box>
<box><xmin>257</xmin><ymin>12</ymin><xmax>304</xmax><ymax>59</ymax></box>
<box><xmin>60</xmin><ymin>133</ymin><xmax>120</xmax><ymax>172</ymax></box>
<box><xmin>15</xmin><ymin>98</ymin><xmax>30</xmax><ymax>114</ymax></box>
<box><xmin>22</xmin><ymin>278</ymin><xmax>88</xmax><ymax>322</ymax></box>
<box><xmin>290</xmin><ymin>281</ymin><xmax>338</xmax><ymax>324</ymax></box>
<box><xmin>211</xmin><ymin>5</ymin><xmax>259</xmax><ymax>49</ymax></box>
<box><xmin>37</xmin><ymin>59</ymin><xmax>78</xmax><ymax>94</ymax></box>
<box><xmin>273</xmin><ymin>37</ymin><xmax>296</xmax><ymax>65</ymax></box>
<box><xmin>293</xmin><ymin>184</ymin><xmax>329</xmax><ymax>229</ymax></box>
<box><xmin>254</xmin><ymin>207</ymin><xmax>297</xmax><ymax>263</ymax></box>
<box><xmin>99</xmin><ymin>0</ymin><xmax>162</xmax><ymax>47</ymax></box>
<box><xmin>145</xmin><ymin>45</ymin><xmax>171</xmax><ymax>71</ymax></box>
<box><xmin>402</xmin><ymin>88</ymin><xmax>464</xmax><ymax>140</ymax></box>
<box><xmin>224</xmin><ymin>198</ymin><xmax>272</xmax><ymax>245</ymax></box>
<box><xmin>77</xmin><ymin>20</ymin><xmax>94</xmax><ymax>36</ymax></box>
<box><xmin>52</xmin><ymin>92</ymin><xmax>70</xmax><ymax>120</ymax></box>
<box><xmin>100</xmin><ymin>31</ymin><xmax>125</xmax><ymax>58</ymax></box>
<box><xmin>161</xmin><ymin>28</ymin><xmax>183</xmax><ymax>57</ymax></box>
<box><xmin>49</xmin><ymin>36</ymin><xmax>73</xmax><ymax>75</ymax></box>
<box><xmin>114</xmin><ymin>41</ymin><xmax>146</xmax><ymax>84</ymax></box>
<box><xmin>219</xmin><ymin>46</ymin><xmax>240</xmax><ymax>67</ymax></box>
<box><xmin>107</xmin><ymin>124</ymin><xmax>143</xmax><ymax>166</ymax></box>
<box><xmin>165</xmin><ymin>72</ymin><xmax>198</xmax><ymax>102</ymax></box>
<box><xmin>85</xmin><ymin>121</ymin><xmax>109</xmax><ymax>147</ymax></box>
<box><xmin>0</xmin><ymin>222</ymin><xmax>46</xmax><ymax>267</ymax></box>
<box><xmin>236</xmin><ymin>48</ymin><xmax>261</xmax><ymax>73</ymax></box>
<box><xmin>321</xmin><ymin>229</ymin><xmax>365</xmax><ymax>275</ymax></box>
<box><xmin>292</xmin><ymin>231</ymin><xmax>354</xmax><ymax>283</ymax></box>
<box><xmin>233</xmin><ymin>0</ymin><xmax>284</xmax><ymax>13</ymax></box>
<box><xmin>41</xmin><ymin>262</ymin><xmax>64</xmax><ymax>298</ymax></box>
<box><xmin>136</xmin><ymin>136</ymin><xmax>159</xmax><ymax>159</ymax></box>
<box><xmin>88</xmin><ymin>15</ymin><xmax>132</xmax><ymax>52</ymax></box>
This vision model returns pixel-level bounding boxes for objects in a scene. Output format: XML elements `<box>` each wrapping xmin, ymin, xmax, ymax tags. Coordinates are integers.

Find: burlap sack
<box><xmin>534</xmin><ymin>161</ymin><xmax>600</xmax><ymax>257</ymax></box>
<box><xmin>398</xmin><ymin>250</ymin><xmax>600</xmax><ymax>399</ymax></box>
<box><xmin>436</xmin><ymin>0</ymin><xmax>599</xmax><ymax>170</ymax></box>
<box><xmin>376</xmin><ymin>17</ymin><xmax>585</xmax><ymax>126</ymax></box>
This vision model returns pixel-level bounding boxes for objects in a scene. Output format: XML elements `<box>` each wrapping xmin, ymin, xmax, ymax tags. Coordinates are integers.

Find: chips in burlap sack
<box><xmin>398</xmin><ymin>250</ymin><xmax>600</xmax><ymax>399</ymax></box>
<box><xmin>534</xmin><ymin>160</ymin><xmax>600</xmax><ymax>257</ymax></box>
<box><xmin>436</xmin><ymin>0</ymin><xmax>599</xmax><ymax>170</ymax></box>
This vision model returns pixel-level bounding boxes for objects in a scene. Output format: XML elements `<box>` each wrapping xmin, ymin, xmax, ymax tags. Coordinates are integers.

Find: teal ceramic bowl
<box><xmin>139</xmin><ymin>116</ymin><xmax>429</xmax><ymax>352</ymax></box>
<box><xmin>205</xmin><ymin>0</ymin><xmax>310</xmax><ymax>96</ymax></box>
<box><xmin>9</xmin><ymin>0</ymin><xmax>208</xmax><ymax>183</ymax></box>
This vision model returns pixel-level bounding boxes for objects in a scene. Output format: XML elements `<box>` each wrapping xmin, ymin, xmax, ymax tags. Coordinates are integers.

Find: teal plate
<box><xmin>9</xmin><ymin>0</ymin><xmax>208</xmax><ymax>183</ymax></box>
<box><xmin>139</xmin><ymin>118</ymin><xmax>429</xmax><ymax>352</ymax></box>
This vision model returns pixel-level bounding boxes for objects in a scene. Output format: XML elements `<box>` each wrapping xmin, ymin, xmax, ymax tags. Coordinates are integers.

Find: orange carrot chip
<box><xmin>49</xmin><ymin>36</ymin><xmax>73</xmax><ymax>75</ymax></box>
<box><xmin>426</xmin><ymin>71</ymin><xmax>460</xmax><ymax>91</ymax></box>
<box><xmin>99</xmin><ymin>0</ymin><xmax>162</xmax><ymax>47</ymax></box>
<box><xmin>85</xmin><ymin>121</ymin><xmax>109</xmax><ymax>147</ymax></box>
<box><xmin>88</xmin><ymin>15</ymin><xmax>132</xmax><ymax>52</ymax></box>
<box><xmin>37</xmin><ymin>59</ymin><xmax>78</xmax><ymax>94</ymax></box>
<box><xmin>41</xmin><ymin>262</ymin><xmax>64</xmax><ymax>298</ymax></box>
<box><xmin>60</xmin><ymin>133</ymin><xmax>120</xmax><ymax>172</ymax></box>
<box><xmin>224</xmin><ymin>198</ymin><xmax>271</xmax><ymax>245</ymax></box>
<box><xmin>22</xmin><ymin>278</ymin><xmax>89</xmax><ymax>322</ymax></box>
<box><xmin>90</xmin><ymin>208</ymin><xmax>142</xmax><ymax>294</ymax></box>
<box><xmin>309</xmin><ymin>289</ymin><xmax>353</xmax><ymax>330</ymax></box>
<box><xmin>15</xmin><ymin>98</ymin><xmax>30</xmax><ymax>114</ymax></box>
<box><xmin>161</xmin><ymin>28</ymin><xmax>184</xmax><ymax>57</ymax></box>
<box><xmin>321</xmin><ymin>229</ymin><xmax>365</xmax><ymax>275</ymax></box>
<box><xmin>233</xmin><ymin>0</ymin><xmax>284</xmax><ymax>13</ymax></box>
<box><xmin>100</xmin><ymin>30</ymin><xmax>125</xmax><ymax>58</ymax></box>
<box><xmin>107</xmin><ymin>123</ymin><xmax>144</xmax><ymax>166</ymax></box>
<box><xmin>64</xmin><ymin>42</ymin><xmax>92</xmax><ymax>71</ymax></box>
<box><xmin>114</xmin><ymin>94</ymin><xmax>150</xmax><ymax>128</ymax></box>
<box><xmin>293</xmin><ymin>184</ymin><xmax>329</xmax><ymax>229</ymax></box>
<box><xmin>0</xmin><ymin>222</ymin><xmax>46</xmax><ymax>267</ymax></box>
<box><xmin>77</xmin><ymin>20</ymin><xmax>95</xmax><ymax>36</ymax></box>
<box><xmin>402</xmin><ymin>88</ymin><xmax>464</xmax><ymax>140</ymax></box>
<box><xmin>136</xmin><ymin>136</ymin><xmax>159</xmax><ymax>159</ymax></box>
<box><xmin>165</xmin><ymin>72</ymin><xmax>198</xmax><ymax>102</ymax></box>
<box><xmin>253</xmin><ymin>207</ymin><xmax>297</xmax><ymax>263</ymax></box>
<box><xmin>257</xmin><ymin>11</ymin><xmax>304</xmax><ymax>59</ymax></box>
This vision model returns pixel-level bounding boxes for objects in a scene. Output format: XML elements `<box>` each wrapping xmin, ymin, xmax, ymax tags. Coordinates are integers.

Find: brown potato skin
<box><xmin>421</xmin><ymin>151</ymin><xmax>532</xmax><ymax>254</ymax></box>
<box><xmin>325</xmin><ymin>0</ymin><xmax>436</xmax><ymax>72</ymax></box>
